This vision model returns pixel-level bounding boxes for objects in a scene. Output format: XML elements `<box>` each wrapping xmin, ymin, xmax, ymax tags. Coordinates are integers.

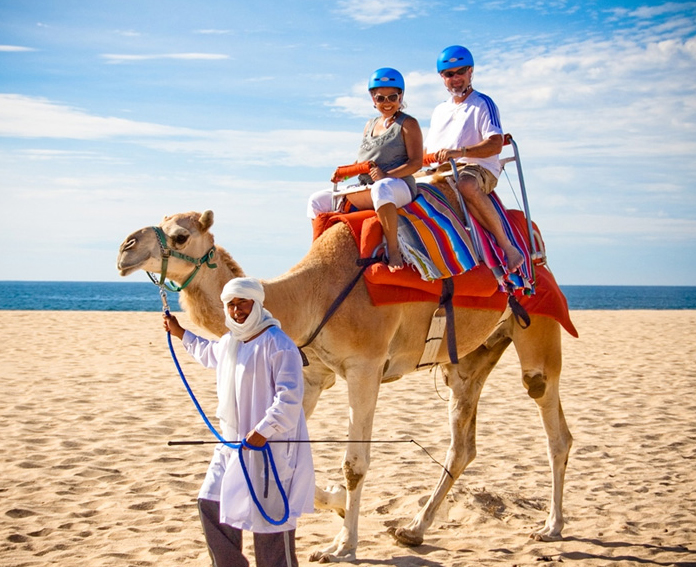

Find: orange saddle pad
<box><xmin>312</xmin><ymin>210</ymin><xmax>578</xmax><ymax>337</ymax></box>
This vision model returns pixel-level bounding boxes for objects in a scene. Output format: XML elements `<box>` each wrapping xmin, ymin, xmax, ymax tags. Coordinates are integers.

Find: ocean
<box><xmin>1</xmin><ymin>281</ymin><xmax>695</xmax><ymax>311</ymax></box>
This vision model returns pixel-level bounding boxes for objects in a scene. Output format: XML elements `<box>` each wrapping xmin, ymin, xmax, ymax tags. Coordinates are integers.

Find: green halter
<box><xmin>147</xmin><ymin>225</ymin><xmax>217</xmax><ymax>292</ymax></box>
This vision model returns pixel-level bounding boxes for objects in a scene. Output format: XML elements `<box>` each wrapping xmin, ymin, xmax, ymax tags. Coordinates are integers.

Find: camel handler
<box><xmin>425</xmin><ymin>45</ymin><xmax>524</xmax><ymax>272</ymax></box>
<box><xmin>163</xmin><ymin>277</ymin><xmax>314</xmax><ymax>567</ymax></box>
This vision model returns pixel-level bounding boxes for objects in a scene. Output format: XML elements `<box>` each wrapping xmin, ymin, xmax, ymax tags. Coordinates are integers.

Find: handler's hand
<box><xmin>163</xmin><ymin>313</ymin><xmax>186</xmax><ymax>340</ymax></box>
<box><xmin>244</xmin><ymin>430</ymin><xmax>267</xmax><ymax>448</ymax></box>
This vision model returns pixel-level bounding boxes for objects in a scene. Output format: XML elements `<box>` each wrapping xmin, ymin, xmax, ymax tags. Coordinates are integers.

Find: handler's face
<box><xmin>227</xmin><ymin>298</ymin><xmax>254</xmax><ymax>324</ymax></box>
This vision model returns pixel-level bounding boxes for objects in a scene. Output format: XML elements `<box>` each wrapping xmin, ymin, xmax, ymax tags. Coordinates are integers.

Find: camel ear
<box><xmin>199</xmin><ymin>210</ymin><xmax>214</xmax><ymax>232</ymax></box>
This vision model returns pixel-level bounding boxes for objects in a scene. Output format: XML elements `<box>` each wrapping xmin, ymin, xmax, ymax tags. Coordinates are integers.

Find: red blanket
<box><xmin>313</xmin><ymin>210</ymin><xmax>578</xmax><ymax>337</ymax></box>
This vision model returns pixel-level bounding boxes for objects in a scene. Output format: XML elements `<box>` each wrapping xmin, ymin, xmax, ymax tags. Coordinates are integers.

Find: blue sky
<box><xmin>1</xmin><ymin>0</ymin><xmax>695</xmax><ymax>285</ymax></box>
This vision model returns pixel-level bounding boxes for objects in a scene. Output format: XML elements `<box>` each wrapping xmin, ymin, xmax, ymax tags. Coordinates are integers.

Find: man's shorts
<box><xmin>456</xmin><ymin>164</ymin><xmax>499</xmax><ymax>195</ymax></box>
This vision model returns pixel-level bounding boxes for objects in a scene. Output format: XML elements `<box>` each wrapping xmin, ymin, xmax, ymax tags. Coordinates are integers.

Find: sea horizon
<box><xmin>1</xmin><ymin>280</ymin><xmax>695</xmax><ymax>311</ymax></box>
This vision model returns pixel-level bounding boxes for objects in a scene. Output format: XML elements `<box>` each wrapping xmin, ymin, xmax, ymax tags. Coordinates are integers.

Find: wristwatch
<box><xmin>459</xmin><ymin>146</ymin><xmax>467</xmax><ymax>156</ymax></box>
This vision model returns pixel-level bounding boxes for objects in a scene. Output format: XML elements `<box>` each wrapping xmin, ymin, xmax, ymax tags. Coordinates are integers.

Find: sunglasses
<box><xmin>372</xmin><ymin>93</ymin><xmax>400</xmax><ymax>103</ymax></box>
<box><xmin>441</xmin><ymin>67</ymin><xmax>470</xmax><ymax>78</ymax></box>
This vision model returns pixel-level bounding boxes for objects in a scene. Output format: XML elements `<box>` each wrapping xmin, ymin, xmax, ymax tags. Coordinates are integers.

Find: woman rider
<box><xmin>307</xmin><ymin>68</ymin><xmax>423</xmax><ymax>271</ymax></box>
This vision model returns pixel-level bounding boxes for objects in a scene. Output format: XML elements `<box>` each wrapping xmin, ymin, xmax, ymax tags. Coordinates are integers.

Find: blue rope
<box><xmin>164</xmin><ymin>306</ymin><xmax>290</xmax><ymax>526</ymax></box>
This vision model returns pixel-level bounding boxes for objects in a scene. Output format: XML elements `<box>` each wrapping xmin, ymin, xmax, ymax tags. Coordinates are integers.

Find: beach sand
<box><xmin>1</xmin><ymin>310</ymin><xmax>695</xmax><ymax>566</ymax></box>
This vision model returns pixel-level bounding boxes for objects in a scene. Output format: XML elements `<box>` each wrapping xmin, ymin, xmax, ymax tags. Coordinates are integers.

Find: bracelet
<box><xmin>459</xmin><ymin>146</ymin><xmax>467</xmax><ymax>156</ymax></box>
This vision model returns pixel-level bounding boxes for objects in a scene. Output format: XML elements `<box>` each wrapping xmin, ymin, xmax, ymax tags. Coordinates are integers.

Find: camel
<box><xmin>117</xmin><ymin>209</ymin><xmax>573</xmax><ymax>562</ymax></box>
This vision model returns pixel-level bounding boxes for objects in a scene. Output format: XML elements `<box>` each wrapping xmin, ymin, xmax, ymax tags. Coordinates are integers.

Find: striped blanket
<box><xmin>398</xmin><ymin>183</ymin><xmax>533</xmax><ymax>292</ymax></box>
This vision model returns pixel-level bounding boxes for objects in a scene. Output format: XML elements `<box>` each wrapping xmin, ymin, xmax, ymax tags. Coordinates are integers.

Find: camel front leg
<box><xmin>513</xmin><ymin>316</ymin><xmax>572</xmax><ymax>541</ymax></box>
<box><xmin>393</xmin><ymin>332</ymin><xmax>512</xmax><ymax>546</ymax></box>
<box><xmin>309</xmin><ymin>365</ymin><xmax>382</xmax><ymax>563</ymax></box>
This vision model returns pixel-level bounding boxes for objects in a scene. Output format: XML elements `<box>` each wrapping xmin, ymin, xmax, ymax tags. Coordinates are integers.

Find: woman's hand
<box><xmin>369</xmin><ymin>163</ymin><xmax>386</xmax><ymax>181</ymax></box>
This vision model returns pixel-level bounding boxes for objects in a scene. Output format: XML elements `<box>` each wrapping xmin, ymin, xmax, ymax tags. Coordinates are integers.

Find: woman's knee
<box><xmin>371</xmin><ymin>178</ymin><xmax>411</xmax><ymax>210</ymax></box>
<box><xmin>307</xmin><ymin>190</ymin><xmax>333</xmax><ymax>218</ymax></box>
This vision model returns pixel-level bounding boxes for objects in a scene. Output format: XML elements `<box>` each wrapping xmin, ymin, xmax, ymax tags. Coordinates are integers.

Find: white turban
<box><xmin>216</xmin><ymin>277</ymin><xmax>281</xmax><ymax>430</ymax></box>
<box><xmin>220</xmin><ymin>277</ymin><xmax>280</xmax><ymax>342</ymax></box>
<box><xmin>220</xmin><ymin>277</ymin><xmax>265</xmax><ymax>305</ymax></box>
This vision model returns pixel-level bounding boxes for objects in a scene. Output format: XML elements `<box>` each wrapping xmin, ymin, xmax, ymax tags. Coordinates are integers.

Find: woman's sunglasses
<box><xmin>441</xmin><ymin>67</ymin><xmax>470</xmax><ymax>78</ymax></box>
<box><xmin>372</xmin><ymin>93</ymin><xmax>400</xmax><ymax>103</ymax></box>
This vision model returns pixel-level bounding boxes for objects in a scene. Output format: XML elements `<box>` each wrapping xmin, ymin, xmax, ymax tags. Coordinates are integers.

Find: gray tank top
<box><xmin>355</xmin><ymin>112</ymin><xmax>417</xmax><ymax>196</ymax></box>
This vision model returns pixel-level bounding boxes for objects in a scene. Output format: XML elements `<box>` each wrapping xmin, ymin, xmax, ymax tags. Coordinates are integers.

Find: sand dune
<box><xmin>1</xmin><ymin>310</ymin><xmax>695</xmax><ymax>566</ymax></box>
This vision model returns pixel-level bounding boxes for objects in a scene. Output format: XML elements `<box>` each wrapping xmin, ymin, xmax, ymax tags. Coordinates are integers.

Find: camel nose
<box><xmin>121</xmin><ymin>238</ymin><xmax>137</xmax><ymax>252</ymax></box>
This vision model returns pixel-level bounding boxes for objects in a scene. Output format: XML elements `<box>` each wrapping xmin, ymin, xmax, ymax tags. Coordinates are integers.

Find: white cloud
<box><xmin>0</xmin><ymin>94</ymin><xmax>358</xmax><ymax>167</ymax></box>
<box><xmin>114</xmin><ymin>30</ymin><xmax>141</xmax><ymax>37</ymax></box>
<box><xmin>195</xmin><ymin>29</ymin><xmax>231</xmax><ymax>35</ymax></box>
<box><xmin>0</xmin><ymin>45</ymin><xmax>36</xmax><ymax>52</ymax></box>
<box><xmin>0</xmin><ymin>94</ymin><xmax>198</xmax><ymax>139</ymax></box>
<box><xmin>101</xmin><ymin>53</ymin><xmax>230</xmax><ymax>64</ymax></box>
<box><xmin>337</xmin><ymin>0</ymin><xmax>419</xmax><ymax>25</ymax></box>
<box><xmin>609</xmin><ymin>2</ymin><xmax>696</xmax><ymax>20</ymax></box>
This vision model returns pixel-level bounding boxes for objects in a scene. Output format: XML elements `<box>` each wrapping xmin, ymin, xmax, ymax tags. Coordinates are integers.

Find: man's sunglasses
<box><xmin>441</xmin><ymin>67</ymin><xmax>470</xmax><ymax>78</ymax></box>
<box><xmin>372</xmin><ymin>93</ymin><xmax>400</xmax><ymax>103</ymax></box>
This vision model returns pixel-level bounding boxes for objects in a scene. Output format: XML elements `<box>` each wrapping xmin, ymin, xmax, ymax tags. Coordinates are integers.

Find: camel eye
<box><xmin>174</xmin><ymin>234</ymin><xmax>188</xmax><ymax>245</ymax></box>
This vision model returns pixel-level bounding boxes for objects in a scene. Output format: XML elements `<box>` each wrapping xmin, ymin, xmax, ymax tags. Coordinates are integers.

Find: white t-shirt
<box><xmin>182</xmin><ymin>326</ymin><xmax>315</xmax><ymax>532</ymax></box>
<box><xmin>424</xmin><ymin>90</ymin><xmax>504</xmax><ymax>178</ymax></box>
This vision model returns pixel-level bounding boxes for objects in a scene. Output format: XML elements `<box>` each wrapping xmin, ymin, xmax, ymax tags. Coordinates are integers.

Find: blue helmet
<box><xmin>368</xmin><ymin>67</ymin><xmax>405</xmax><ymax>92</ymax></box>
<box><xmin>437</xmin><ymin>45</ymin><xmax>474</xmax><ymax>73</ymax></box>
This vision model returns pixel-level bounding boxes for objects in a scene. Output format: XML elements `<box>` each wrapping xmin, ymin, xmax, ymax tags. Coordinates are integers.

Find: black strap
<box><xmin>440</xmin><ymin>278</ymin><xmax>459</xmax><ymax>364</ymax></box>
<box><xmin>298</xmin><ymin>255</ymin><xmax>383</xmax><ymax>366</ymax></box>
<box><xmin>508</xmin><ymin>293</ymin><xmax>531</xmax><ymax>329</ymax></box>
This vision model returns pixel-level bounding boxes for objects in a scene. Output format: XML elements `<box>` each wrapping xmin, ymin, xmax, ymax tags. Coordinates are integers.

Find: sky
<box><xmin>1</xmin><ymin>0</ymin><xmax>695</xmax><ymax>286</ymax></box>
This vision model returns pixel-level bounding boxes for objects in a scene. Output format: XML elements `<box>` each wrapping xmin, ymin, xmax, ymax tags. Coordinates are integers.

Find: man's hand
<box><xmin>244</xmin><ymin>430</ymin><xmax>267</xmax><ymax>448</ymax></box>
<box><xmin>163</xmin><ymin>313</ymin><xmax>186</xmax><ymax>340</ymax></box>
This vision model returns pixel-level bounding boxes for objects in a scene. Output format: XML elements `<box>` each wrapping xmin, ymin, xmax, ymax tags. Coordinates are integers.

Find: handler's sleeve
<box><xmin>254</xmin><ymin>344</ymin><xmax>304</xmax><ymax>439</ymax></box>
<box><xmin>182</xmin><ymin>330</ymin><xmax>220</xmax><ymax>369</ymax></box>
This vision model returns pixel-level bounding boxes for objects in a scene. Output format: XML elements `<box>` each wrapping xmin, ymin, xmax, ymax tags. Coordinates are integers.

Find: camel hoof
<box><xmin>387</xmin><ymin>526</ymin><xmax>423</xmax><ymax>547</ymax></box>
<box><xmin>309</xmin><ymin>550</ymin><xmax>355</xmax><ymax>563</ymax></box>
<box><xmin>529</xmin><ymin>530</ymin><xmax>562</xmax><ymax>542</ymax></box>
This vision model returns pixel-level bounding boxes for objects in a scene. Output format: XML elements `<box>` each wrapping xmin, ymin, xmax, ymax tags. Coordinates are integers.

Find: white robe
<box><xmin>182</xmin><ymin>326</ymin><xmax>315</xmax><ymax>533</ymax></box>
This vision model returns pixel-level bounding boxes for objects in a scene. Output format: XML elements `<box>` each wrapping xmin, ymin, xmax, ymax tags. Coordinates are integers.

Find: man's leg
<box><xmin>253</xmin><ymin>530</ymin><xmax>298</xmax><ymax>567</ymax></box>
<box><xmin>198</xmin><ymin>498</ymin><xmax>249</xmax><ymax>567</ymax></box>
<box><xmin>457</xmin><ymin>175</ymin><xmax>524</xmax><ymax>271</ymax></box>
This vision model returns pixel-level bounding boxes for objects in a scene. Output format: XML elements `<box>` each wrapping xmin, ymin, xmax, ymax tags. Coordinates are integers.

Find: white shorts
<box><xmin>306</xmin><ymin>177</ymin><xmax>413</xmax><ymax>219</ymax></box>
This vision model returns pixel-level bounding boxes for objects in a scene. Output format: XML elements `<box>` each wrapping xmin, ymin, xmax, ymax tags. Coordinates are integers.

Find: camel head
<box><xmin>117</xmin><ymin>210</ymin><xmax>217</xmax><ymax>284</ymax></box>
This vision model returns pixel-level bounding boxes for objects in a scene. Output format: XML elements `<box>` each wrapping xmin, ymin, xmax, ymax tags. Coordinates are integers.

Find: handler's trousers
<box><xmin>198</xmin><ymin>498</ymin><xmax>298</xmax><ymax>567</ymax></box>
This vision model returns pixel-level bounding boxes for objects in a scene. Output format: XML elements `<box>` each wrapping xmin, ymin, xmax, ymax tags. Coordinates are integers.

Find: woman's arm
<box><xmin>384</xmin><ymin>116</ymin><xmax>423</xmax><ymax>178</ymax></box>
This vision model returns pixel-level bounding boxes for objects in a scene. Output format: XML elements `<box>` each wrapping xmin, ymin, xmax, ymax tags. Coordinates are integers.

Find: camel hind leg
<box><xmin>512</xmin><ymin>314</ymin><xmax>572</xmax><ymax>541</ymax></box>
<box><xmin>392</xmin><ymin>324</ymin><xmax>513</xmax><ymax>546</ymax></box>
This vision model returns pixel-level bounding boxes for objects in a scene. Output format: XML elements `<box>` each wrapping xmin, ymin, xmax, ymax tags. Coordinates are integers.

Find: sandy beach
<box><xmin>1</xmin><ymin>309</ymin><xmax>695</xmax><ymax>566</ymax></box>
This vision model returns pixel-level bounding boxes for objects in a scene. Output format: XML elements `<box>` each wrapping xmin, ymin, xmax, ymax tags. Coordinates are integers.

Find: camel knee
<box><xmin>523</xmin><ymin>372</ymin><xmax>547</xmax><ymax>399</ymax></box>
<box><xmin>342</xmin><ymin>456</ymin><xmax>368</xmax><ymax>492</ymax></box>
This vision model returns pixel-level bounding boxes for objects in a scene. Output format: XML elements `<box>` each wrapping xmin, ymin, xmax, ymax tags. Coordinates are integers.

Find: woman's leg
<box><xmin>370</xmin><ymin>178</ymin><xmax>412</xmax><ymax>271</ymax></box>
<box><xmin>306</xmin><ymin>189</ymin><xmax>336</xmax><ymax>219</ymax></box>
<box><xmin>375</xmin><ymin>202</ymin><xmax>402</xmax><ymax>270</ymax></box>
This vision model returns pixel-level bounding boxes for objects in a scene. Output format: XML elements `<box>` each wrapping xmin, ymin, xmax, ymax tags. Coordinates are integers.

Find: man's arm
<box><xmin>434</xmin><ymin>133</ymin><xmax>504</xmax><ymax>163</ymax></box>
<box><xmin>254</xmin><ymin>342</ymin><xmax>304</xmax><ymax>440</ymax></box>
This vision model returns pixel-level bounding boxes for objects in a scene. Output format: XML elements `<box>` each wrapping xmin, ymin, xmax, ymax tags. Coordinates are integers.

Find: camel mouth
<box><xmin>117</xmin><ymin>263</ymin><xmax>139</xmax><ymax>277</ymax></box>
<box><xmin>117</xmin><ymin>251</ymin><xmax>148</xmax><ymax>277</ymax></box>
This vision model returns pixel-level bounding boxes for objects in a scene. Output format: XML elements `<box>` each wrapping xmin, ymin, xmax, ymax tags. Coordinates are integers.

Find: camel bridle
<box><xmin>146</xmin><ymin>225</ymin><xmax>217</xmax><ymax>292</ymax></box>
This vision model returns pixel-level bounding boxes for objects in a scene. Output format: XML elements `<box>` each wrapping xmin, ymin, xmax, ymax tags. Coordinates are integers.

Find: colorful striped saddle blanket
<box><xmin>399</xmin><ymin>183</ymin><xmax>533</xmax><ymax>292</ymax></box>
<box><xmin>311</xmin><ymin>194</ymin><xmax>577</xmax><ymax>337</ymax></box>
